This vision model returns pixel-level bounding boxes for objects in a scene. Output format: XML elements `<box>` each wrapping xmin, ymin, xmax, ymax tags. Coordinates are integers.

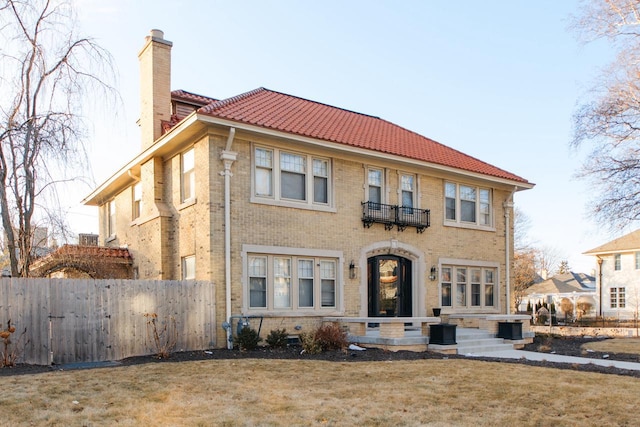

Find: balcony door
<box><xmin>367</xmin><ymin>255</ymin><xmax>412</xmax><ymax>317</ymax></box>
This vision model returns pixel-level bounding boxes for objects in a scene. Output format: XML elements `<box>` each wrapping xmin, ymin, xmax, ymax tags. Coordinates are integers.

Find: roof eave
<box><xmin>197</xmin><ymin>114</ymin><xmax>534</xmax><ymax>190</ymax></box>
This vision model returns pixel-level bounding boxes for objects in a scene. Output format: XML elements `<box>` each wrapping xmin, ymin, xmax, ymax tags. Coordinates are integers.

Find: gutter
<box><xmin>503</xmin><ymin>187</ymin><xmax>517</xmax><ymax>315</ymax></box>
<box><xmin>220</xmin><ymin>127</ymin><xmax>237</xmax><ymax>349</ymax></box>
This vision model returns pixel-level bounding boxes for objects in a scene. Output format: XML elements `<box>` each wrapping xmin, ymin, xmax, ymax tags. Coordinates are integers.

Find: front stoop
<box><xmin>455</xmin><ymin>328</ymin><xmax>514</xmax><ymax>355</ymax></box>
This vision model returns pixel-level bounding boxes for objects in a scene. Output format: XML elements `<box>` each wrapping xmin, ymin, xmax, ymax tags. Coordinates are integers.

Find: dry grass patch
<box><xmin>583</xmin><ymin>338</ymin><xmax>640</xmax><ymax>354</ymax></box>
<box><xmin>1</xmin><ymin>358</ymin><xmax>639</xmax><ymax>426</ymax></box>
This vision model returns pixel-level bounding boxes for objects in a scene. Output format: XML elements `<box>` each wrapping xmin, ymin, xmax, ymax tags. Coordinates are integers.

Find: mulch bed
<box><xmin>1</xmin><ymin>335</ymin><xmax>639</xmax><ymax>378</ymax></box>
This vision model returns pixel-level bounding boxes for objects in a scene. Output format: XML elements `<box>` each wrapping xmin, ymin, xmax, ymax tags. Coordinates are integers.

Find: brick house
<box><xmin>83</xmin><ymin>30</ymin><xmax>533</xmax><ymax>348</ymax></box>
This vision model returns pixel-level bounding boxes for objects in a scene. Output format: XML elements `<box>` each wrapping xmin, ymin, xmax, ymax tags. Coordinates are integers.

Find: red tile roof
<box><xmin>187</xmin><ymin>87</ymin><xmax>528</xmax><ymax>184</ymax></box>
<box><xmin>171</xmin><ymin>89</ymin><xmax>218</xmax><ymax>106</ymax></box>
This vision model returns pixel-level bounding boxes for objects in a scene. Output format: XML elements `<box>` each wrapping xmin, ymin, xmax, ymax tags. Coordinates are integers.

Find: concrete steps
<box><xmin>455</xmin><ymin>328</ymin><xmax>515</xmax><ymax>355</ymax></box>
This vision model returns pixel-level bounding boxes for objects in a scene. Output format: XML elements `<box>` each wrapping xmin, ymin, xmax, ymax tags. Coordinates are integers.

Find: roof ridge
<box><xmin>199</xmin><ymin>87</ymin><xmax>267</xmax><ymax>114</ymax></box>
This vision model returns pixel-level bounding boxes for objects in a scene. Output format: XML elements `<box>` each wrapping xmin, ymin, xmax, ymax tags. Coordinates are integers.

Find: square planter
<box><xmin>429</xmin><ymin>323</ymin><xmax>456</xmax><ymax>345</ymax></box>
<box><xmin>497</xmin><ymin>322</ymin><xmax>523</xmax><ymax>340</ymax></box>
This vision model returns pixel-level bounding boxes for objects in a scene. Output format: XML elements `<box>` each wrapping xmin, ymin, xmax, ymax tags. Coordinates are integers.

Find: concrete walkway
<box><xmin>465</xmin><ymin>349</ymin><xmax>640</xmax><ymax>371</ymax></box>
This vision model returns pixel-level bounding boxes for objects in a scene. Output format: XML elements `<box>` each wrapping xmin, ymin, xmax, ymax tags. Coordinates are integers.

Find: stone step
<box><xmin>457</xmin><ymin>343</ymin><xmax>515</xmax><ymax>355</ymax></box>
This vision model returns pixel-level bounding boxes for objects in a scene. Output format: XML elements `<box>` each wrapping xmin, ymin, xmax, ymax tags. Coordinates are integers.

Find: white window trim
<box><xmin>398</xmin><ymin>172</ymin><xmax>418</xmax><ymax>208</ymax></box>
<box><xmin>107</xmin><ymin>201</ymin><xmax>116</xmax><ymax>241</ymax></box>
<box><xmin>443</xmin><ymin>182</ymin><xmax>495</xmax><ymax>231</ymax></box>
<box><xmin>438</xmin><ymin>258</ymin><xmax>500</xmax><ymax>312</ymax></box>
<box><xmin>132</xmin><ymin>182</ymin><xmax>142</xmax><ymax>221</ymax></box>
<box><xmin>241</xmin><ymin>244</ymin><xmax>343</xmax><ymax>315</ymax></box>
<box><xmin>251</xmin><ymin>145</ymin><xmax>335</xmax><ymax>212</ymax></box>
<box><xmin>365</xmin><ymin>166</ymin><xmax>387</xmax><ymax>204</ymax></box>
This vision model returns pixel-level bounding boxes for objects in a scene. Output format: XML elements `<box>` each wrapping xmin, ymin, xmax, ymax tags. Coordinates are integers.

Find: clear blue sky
<box><xmin>70</xmin><ymin>0</ymin><xmax>615</xmax><ymax>273</ymax></box>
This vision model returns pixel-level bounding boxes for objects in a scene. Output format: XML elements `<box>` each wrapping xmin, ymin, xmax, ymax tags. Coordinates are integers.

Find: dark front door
<box><xmin>368</xmin><ymin>255</ymin><xmax>412</xmax><ymax>317</ymax></box>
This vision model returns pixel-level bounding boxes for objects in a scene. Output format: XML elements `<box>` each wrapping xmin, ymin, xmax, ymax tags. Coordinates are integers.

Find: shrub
<box><xmin>144</xmin><ymin>313</ymin><xmax>177</xmax><ymax>359</ymax></box>
<box><xmin>299</xmin><ymin>323</ymin><xmax>348</xmax><ymax>354</ymax></box>
<box><xmin>266</xmin><ymin>328</ymin><xmax>289</xmax><ymax>348</ymax></box>
<box><xmin>236</xmin><ymin>326</ymin><xmax>262</xmax><ymax>351</ymax></box>
<box><xmin>299</xmin><ymin>331</ymin><xmax>322</xmax><ymax>354</ymax></box>
<box><xmin>314</xmin><ymin>323</ymin><xmax>348</xmax><ymax>351</ymax></box>
<box><xmin>0</xmin><ymin>320</ymin><xmax>27</xmax><ymax>367</ymax></box>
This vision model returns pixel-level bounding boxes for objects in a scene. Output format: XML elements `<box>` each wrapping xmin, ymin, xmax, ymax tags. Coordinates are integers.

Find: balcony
<box><xmin>361</xmin><ymin>201</ymin><xmax>430</xmax><ymax>233</ymax></box>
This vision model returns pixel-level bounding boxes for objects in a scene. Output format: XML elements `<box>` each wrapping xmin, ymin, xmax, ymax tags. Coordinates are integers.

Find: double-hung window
<box><xmin>440</xmin><ymin>263</ymin><xmax>497</xmax><ymax>309</ymax></box>
<box><xmin>614</xmin><ymin>254</ymin><xmax>621</xmax><ymax>271</ymax></box>
<box><xmin>253</xmin><ymin>147</ymin><xmax>331</xmax><ymax>208</ymax></box>
<box><xmin>368</xmin><ymin>168</ymin><xmax>383</xmax><ymax>204</ymax></box>
<box><xmin>181</xmin><ymin>148</ymin><xmax>195</xmax><ymax>202</ymax></box>
<box><xmin>247</xmin><ymin>253</ymin><xmax>338</xmax><ymax>312</ymax></box>
<box><xmin>132</xmin><ymin>183</ymin><xmax>142</xmax><ymax>220</ymax></box>
<box><xmin>400</xmin><ymin>174</ymin><xmax>415</xmax><ymax>210</ymax></box>
<box><xmin>444</xmin><ymin>182</ymin><xmax>492</xmax><ymax>228</ymax></box>
<box><xmin>636</xmin><ymin>252</ymin><xmax>640</xmax><ymax>270</ymax></box>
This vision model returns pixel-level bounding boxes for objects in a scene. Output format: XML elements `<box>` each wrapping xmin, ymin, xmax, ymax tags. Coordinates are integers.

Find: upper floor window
<box><xmin>444</xmin><ymin>182</ymin><xmax>492</xmax><ymax>228</ymax></box>
<box><xmin>181</xmin><ymin>148</ymin><xmax>195</xmax><ymax>202</ymax></box>
<box><xmin>182</xmin><ymin>255</ymin><xmax>196</xmax><ymax>280</ymax></box>
<box><xmin>132</xmin><ymin>182</ymin><xmax>142</xmax><ymax>220</ymax></box>
<box><xmin>400</xmin><ymin>174</ymin><xmax>415</xmax><ymax>209</ymax></box>
<box><xmin>611</xmin><ymin>287</ymin><xmax>626</xmax><ymax>308</ymax></box>
<box><xmin>108</xmin><ymin>201</ymin><xmax>116</xmax><ymax>237</ymax></box>
<box><xmin>248</xmin><ymin>253</ymin><xmax>338</xmax><ymax>312</ymax></box>
<box><xmin>253</xmin><ymin>147</ymin><xmax>331</xmax><ymax>208</ymax></box>
<box><xmin>368</xmin><ymin>168</ymin><xmax>384</xmax><ymax>204</ymax></box>
<box><xmin>636</xmin><ymin>252</ymin><xmax>640</xmax><ymax>270</ymax></box>
<box><xmin>614</xmin><ymin>254</ymin><xmax>621</xmax><ymax>271</ymax></box>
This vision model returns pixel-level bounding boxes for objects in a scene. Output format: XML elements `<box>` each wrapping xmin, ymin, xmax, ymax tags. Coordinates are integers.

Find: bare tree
<box><xmin>0</xmin><ymin>0</ymin><xmax>113</xmax><ymax>276</ymax></box>
<box><xmin>513</xmin><ymin>249</ymin><xmax>537</xmax><ymax>312</ymax></box>
<box><xmin>571</xmin><ymin>0</ymin><xmax>640</xmax><ymax>229</ymax></box>
<box><xmin>535</xmin><ymin>245</ymin><xmax>563</xmax><ymax>279</ymax></box>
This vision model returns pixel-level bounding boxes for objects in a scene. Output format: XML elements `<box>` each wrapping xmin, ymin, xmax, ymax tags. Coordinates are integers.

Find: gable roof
<box><xmin>583</xmin><ymin>229</ymin><xmax>640</xmax><ymax>255</ymax></box>
<box><xmin>525</xmin><ymin>272</ymin><xmax>595</xmax><ymax>295</ymax></box>
<box><xmin>195</xmin><ymin>87</ymin><xmax>531</xmax><ymax>185</ymax></box>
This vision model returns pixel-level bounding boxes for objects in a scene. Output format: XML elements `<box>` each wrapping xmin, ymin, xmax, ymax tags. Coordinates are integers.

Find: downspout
<box><xmin>220</xmin><ymin>127</ymin><xmax>237</xmax><ymax>349</ymax></box>
<box><xmin>597</xmin><ymin>256</ymin><xmax>603</xmax><ymax>317</ymax></box>
<box><xmin>503</xmin><ymin>187</ymin><xmax>517</xmax><ymax>315</ymax></box>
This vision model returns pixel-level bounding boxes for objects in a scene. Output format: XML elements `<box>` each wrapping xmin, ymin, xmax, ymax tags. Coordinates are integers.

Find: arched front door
<box><xmin>368</xmin><ymin>255</ymin><xmax>412</xmax><ymax>317</ymax></box>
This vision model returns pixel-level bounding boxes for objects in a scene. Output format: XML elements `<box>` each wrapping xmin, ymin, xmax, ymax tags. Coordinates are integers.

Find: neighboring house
<box><xmin>584</xmin><ymin>229</ymin><xmax>640</xmax><ymax>320</ymax></box>
<box><xmin>83</xmin><ymin>30</ymin><xmax>534</xmax><ymax>348</ymax></box>
<box><xmin>521</xmin><ymin>272</ymin><xmax>596</xmax><ymax>321</ymax></box>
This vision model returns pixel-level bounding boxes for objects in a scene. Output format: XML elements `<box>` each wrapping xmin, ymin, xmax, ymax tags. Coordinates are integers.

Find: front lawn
<box><xmin>1</xmin><ymin>357</ymin><xmax>638</xmax><ymax>426</ymax></box>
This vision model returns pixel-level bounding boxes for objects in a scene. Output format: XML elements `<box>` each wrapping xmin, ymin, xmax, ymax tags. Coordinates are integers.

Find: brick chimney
<box><xmin>138</xmin><ymin>29</ymin><xmax>172</xmax><ymax>150</ymax></box>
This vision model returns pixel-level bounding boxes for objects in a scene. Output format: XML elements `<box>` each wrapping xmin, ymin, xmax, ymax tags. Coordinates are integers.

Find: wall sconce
<box><xmin>429</xmin><ymin>266</ymin><xmax>437</xmax><ymax>281</ymax></box>
<box><xmin>349</xmin><ymin>261</ymin><xmax>356</xmax><ymax>279</ymax></box>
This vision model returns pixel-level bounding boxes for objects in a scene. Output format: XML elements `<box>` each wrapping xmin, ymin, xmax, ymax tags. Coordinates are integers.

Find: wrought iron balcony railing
<box><xmin>361</xmin><ymin>201</ymin><xmax>430</xmax><ymax>233</ymax></box>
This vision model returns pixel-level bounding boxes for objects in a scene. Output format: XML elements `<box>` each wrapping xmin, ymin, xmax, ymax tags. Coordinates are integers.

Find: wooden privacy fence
<box><xmin>0</xmin><ymin>278</ymin><xmax>216</xmax><ymax>365</ymax></box>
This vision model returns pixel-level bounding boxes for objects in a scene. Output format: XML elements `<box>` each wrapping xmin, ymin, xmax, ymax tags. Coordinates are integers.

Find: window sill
<box><xmin>250</xmin><ymin>196</ymin><xmax>336</xmax><ymax>213</ymax></box>
<box><xmin>105</xmin><ymin>235</ymin><xmax>116</xmax><ymax>243</ymax></box>
<box><xmin>244</xmin><ymin>309</ymin><xmax>343</xmax><ymax>317</ymax></box>
<box><xmin>443</xmin><ymin>221</ymin><xmax>495</xmax><ymax>232</ymax></box>
<box><xmin>178</xmin><ymin>198</ymin><xmax>197</xmax><ymax>211</ymax></box>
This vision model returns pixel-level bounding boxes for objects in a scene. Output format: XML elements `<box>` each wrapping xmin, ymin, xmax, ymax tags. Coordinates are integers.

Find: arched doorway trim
<box><xmin>358</xmin><ymin>240</ymin><xmax>426</xmax><ymax>317</ymax></box>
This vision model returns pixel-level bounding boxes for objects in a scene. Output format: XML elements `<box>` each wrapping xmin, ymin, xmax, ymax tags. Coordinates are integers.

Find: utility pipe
<box><xmin>220</xmin><ymin>127</ymin><xmax>237</xmax><ymax>349</ymax></box>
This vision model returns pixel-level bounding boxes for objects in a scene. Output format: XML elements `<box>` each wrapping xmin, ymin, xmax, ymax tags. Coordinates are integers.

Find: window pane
<box><xmin>461</xmin><ymin>200</ymin><xmax>476</xmax><ymax>222</ymax></box>
<box><xmin>445</xmin><ymin>197</ymin><xmax>456</xmax><ymax>220</ymax></box>
<box><xmin>369</xmin><ymin>186</ymin><xmax>381</xmax><ymax>204</ymax></box>
<box><xmin>298</xmin><ymin>260</ymin><xmax>314</xmax><ymax>308</ymax></box>
<box><xmin>471</xmin><ymin>269</ymin><xmax>480</xmax><ymax>306</ymax></box>
<box><xmin>479</xmin><ymin>189</ymin><xmax>490</xmax><ymax>225</ymax></box>
<box><xmin>485</xmin><ymin>285</ymin><xmax>494</xmax><ymax>306</ymax></box>
<box><xmin>255</xmin><ymin>148</ymin><xmax>272</xmax><ymax>168</ymax></box>
<box><xmin>401</xmin><ymin>175</ymin><xmax>414</xmax><ymax>191</ymax></box>
<box><xmin>620</xmin><ymin>287</ymin><xmax>626</xmax><ymax>308</ymax></box>
<box><xmin>132</xmin><ymin>183</ymin><xmax>142</xmax><ymax>219</ymax></box>
<box><xmin>442</xmin><ymin>283</ymin><xmax>451</xmax><ymax>306</ymax></box>
<box><xmin>250</xmin><ymin>278</ymin><xmax>267</xmax><ymax>308</ymax></box>
<box><xmin>182</xmin><ymin>149</ymin><xmax>195</xmax><ymax>201</ymax></box>
<box><xmin>321</xmin><ymin>279</ymin><xmax>335</xmax><ymax>307</ymax></box>
<box><xmin>256</xmin><ymin>167</ymin><xmax>272</xmax><ymax>196</ymax></box>
<box><xmin>108</xmin><ymin>201</ymin><xmax>116</xmax><ymax>236</ymax></box>
<box><xmin>281</xmin><ymin>171</ymin><xmax>306</xmax><ymax>200</ymax></box>
<box><xmin>274</xmin><ymin>258</ymin><xmax>291</xmax><ymax>308</ymax></box>
<box><xmin>611</xmin><ymin>288</ymin><xmax>618</xmax><ymax>308</ymax></box>
<box><xmin>402</xmin><ymin>191</ymin><xmax>413</xmax><ymax>208</ymax></box>
<box><xmin>615</xmin><ymin>254</ymin><xmax>621</xmax><ymax>270</ymax></box>
<box><xmin>456</xmin><ymin>268</ymin><xmax>466</xmax><ymax>306</ymax></box>
<box><xmin>368</xmin><ymin>169</ymin><xmax>382</xmax><ymax>187</ymax></box>
<box><xmin>313</xmin><ymin>159</ymin><xmax>327</xmax><ymax>177</ymax></box>
<box><xmin>281</xmin><ymin>152</ymin><xmax>305</xmax><ymax>173</ymax></box>
<box><xmin>314</xmin><ymin>176</ymin><xmax>328</xmax><ymax>203</ymax></box>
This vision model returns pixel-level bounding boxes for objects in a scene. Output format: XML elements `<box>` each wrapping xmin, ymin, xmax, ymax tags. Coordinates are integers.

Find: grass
<box><xmin>1</xmin><ymin>357</ymin><xmax>640</xmax><ymax>426</ymax></box>
<box><xmin>583</xmin><ymin>337</ymin><xmax>640</xmax><ymax>354</ymax></box>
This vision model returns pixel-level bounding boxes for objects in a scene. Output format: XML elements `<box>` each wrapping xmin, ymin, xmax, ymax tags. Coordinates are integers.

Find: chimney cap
<box><xmin>150</xmin><ymin>29</ymin><xmax>164</xmax><ymax>40</ymax></box>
